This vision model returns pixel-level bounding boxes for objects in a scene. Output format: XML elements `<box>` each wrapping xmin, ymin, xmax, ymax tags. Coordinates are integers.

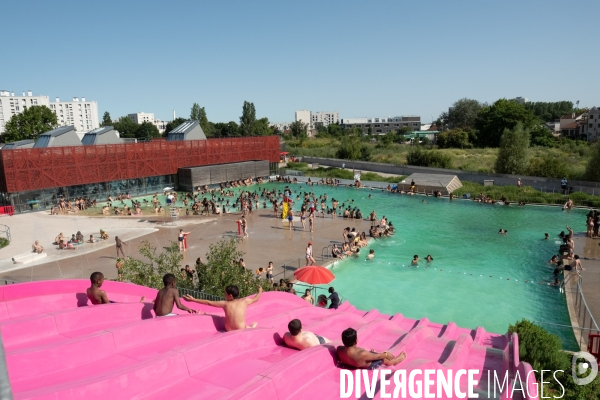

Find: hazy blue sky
<box><xmin>2</xmin><ymin>0</ymin><xmax>598</xmax><ymax>123</ymax></box>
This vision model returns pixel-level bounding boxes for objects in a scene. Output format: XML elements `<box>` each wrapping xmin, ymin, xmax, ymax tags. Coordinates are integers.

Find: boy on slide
<box><xmin>183</xmin><ymin>285</ymin><xmax>262</xmax><ymax>331</ymax></box>
<box><xmin>153</xmin><ymin>273</ymin><xmax>196</xmax><ymax>316</ymax></box>
<box><xmin>87</xmin><ymin>271</ymin><xmax>146</xmax><ymax>305</ymax></box>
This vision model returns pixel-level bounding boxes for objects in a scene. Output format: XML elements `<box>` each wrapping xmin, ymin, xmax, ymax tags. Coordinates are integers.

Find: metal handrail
<box><xmin>177</xmin><ymin>287</ymin><xmax>225</xmax><ymax>301</ymax></box>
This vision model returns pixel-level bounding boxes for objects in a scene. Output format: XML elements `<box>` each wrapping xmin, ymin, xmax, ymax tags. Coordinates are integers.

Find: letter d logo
<box><xmin>572</xmin><ymin>352</ymin><xmax>598</xmax><ymax>386</ymax></box>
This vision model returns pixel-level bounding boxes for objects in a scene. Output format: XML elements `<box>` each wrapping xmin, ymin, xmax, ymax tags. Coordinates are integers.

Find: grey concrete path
<box><xmin>0</xmin><ymin>187</ymin><xmax>375</xmax><ymax>284</ymax></box>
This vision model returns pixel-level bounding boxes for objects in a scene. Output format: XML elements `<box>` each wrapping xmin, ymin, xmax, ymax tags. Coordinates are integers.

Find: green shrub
<box><xmin>406</xmin><ymin>147</ymin><xmax>453</xmax><ymax>168</ymax></box>
<box><xmin>527</xmin><ymin>155</ymin><xmax>572</xmax><ymax>179</ymax></box>
<box><xmin>494</xmin><ymin>122</ymin><xmax>530</xmax><ymax>175</ymax></box>
<box><xmin>120</xmin><ymin>241</ymin><xmax>194</xmax><ymax>290</ymax></box>
<box><xmin>197</xmin><ymin>238</ymin><xmax>272</xmax><ymax>298</ymax></box>
<box><xmin>286</xmin><ymin>162</ymin><xmax>308</xmax><ymax>170</ymax></box>
<box><xmin>0</xmin><ymin>237</ymin><xmax>8</xmax><ymax>248</ymax></box>
<box><xmin>437</xmin><ymin>129</ymin><xmax>472</xmax><ymax>149</ymax></box>
<box><xmin>509</xmin><ymin>319</ymin><xmax>600</xmax><ymax>399</ymax></box>
<box><xmin>585</xmin><ymin>142</ymin><xmax>600</xmax><ymax>182</ymax></box>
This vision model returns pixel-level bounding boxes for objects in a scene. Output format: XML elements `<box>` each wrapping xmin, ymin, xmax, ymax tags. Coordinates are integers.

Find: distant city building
<box><xmin>560</xmin><ymin>112</ymin><xmax>586</xmax><ymax>138</ymax></box>
<box><xmin>50</xmin><ymin>97</ymin><xmax>99</xmax><ymax>133</ymax></box>
<box><xmin>514</xmin><ymin>97</ymin><xmax>529</xmax><ymax>104</ymax></box>
<box><xmin>128</xmin><ymin>112</ymin><xmax>155</xmax><ymax>124</ymax></box>
<box><xmin>294</xmin><ymin>110</ymin><xmax>312</xmax><ymax>130</ymax></box>
<box><xmin>340</xmin><ymin>116</ymin><xmax>421</xmax><ymax>135</ymax></box>
<box><xmin>128</xmin><ymin>112</ymin><xmax>169</xmax><ymax>133</ymax></box>
<box><xmin>154</xmin><ymin>119</ymin><xmax>168</xmax><ymax>134</ymax></box>
<box><xmin>311</xmin><ymin>111</ymin><xmax>339</xmax><ymax>128</ymax></box>
<box><xmin>270</xmin><ymin>122</ymin><xmax>293</xmax><ymax>134</ymax></box>
<box><xmin>580</xmin><ymin>107</ymin><xmax>600</xmax><ymax>141</ymax></box>
<box><xmin>0</xmin><ymin>90</ymin><xmax>50</xmax><ymax>134</ymax></box>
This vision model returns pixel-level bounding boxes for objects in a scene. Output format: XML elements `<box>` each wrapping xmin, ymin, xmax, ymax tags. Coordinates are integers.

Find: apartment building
<box><xmin>50</xmin><ymin>97</ymin><xmax>99</xmax><ymax>133</ymax></box>
<box><xmin>128</xmin><ymin>112</ymin><xmax>155</xmax><ymax>124</ymax></box>
<box><xmin>311</xmin><ymin>111</ymin><xmax>339</xmax><ymax>128</ymax></box>
<box><xmin>0</xmin><ymin>90</ymin><xmax>50</xmax><ymax>134</ymax></box>
<box><xmin>340</xmin><ymin>116</ymin><xmax>421</xmax><ymax>135</ymax></box>
<box><xmin>0</xmin><ymin>90</ymin><xmax>99</xmax><ymax>134</ymax></box>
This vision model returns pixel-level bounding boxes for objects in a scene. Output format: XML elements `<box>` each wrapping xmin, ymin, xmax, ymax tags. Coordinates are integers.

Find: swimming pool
<box><xmin>87</xmin><ymin>182</ymin><xmax>582</xmax><ymax>348</ymax></box>
<box><xmin>256</xmin><ymin>183</ymin><xmax>582</xmax><ymax>349</ymax></box>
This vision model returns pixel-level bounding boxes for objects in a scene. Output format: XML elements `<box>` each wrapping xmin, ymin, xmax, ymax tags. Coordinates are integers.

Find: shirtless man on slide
<box><xmin>87</xmin><ymin>271</ymin><xmax>145</xmax><ymax>305</ymax></box>
<box><xmin>153</xmin><ymin>273</ymin><xmax>196</xmax><ymax>316</ymax></box>
<box><xmin>337</xmin><ymin>327</ymin><xmax>407</xmax><ymax>370</ymax></box>
<box><xmin>284</xmin><ymin>319</ymin><xmax>330</xmax><ymax>350</ymax></box>
<box><xmin>183</xmin><ymin>285</ymin><xmax>262</xmax><ymax>331</ymax></box>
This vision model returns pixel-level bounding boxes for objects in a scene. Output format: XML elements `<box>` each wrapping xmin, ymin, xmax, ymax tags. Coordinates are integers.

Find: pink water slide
<box><xmin>0</xmin><ymin>280</ymin><xmax>536</xmax><ymax>399</ymax></box>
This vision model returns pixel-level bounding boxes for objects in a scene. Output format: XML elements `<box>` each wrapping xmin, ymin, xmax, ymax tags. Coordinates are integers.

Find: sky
<box><xmin>2</xmin><ymin>0</ymin><xmax>598</xmax><ymax>124</ymax></box>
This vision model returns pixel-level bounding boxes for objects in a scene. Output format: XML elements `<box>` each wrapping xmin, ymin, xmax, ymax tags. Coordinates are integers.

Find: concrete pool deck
<box><xmin>0</xmin><ymin>198</ymin><xmax>373</xmax><ymax>284</ymax></box>
<box><xmin>563</xmin><ymin>233</ymin><xmax>600</xmax><ymax>350</ymax></box>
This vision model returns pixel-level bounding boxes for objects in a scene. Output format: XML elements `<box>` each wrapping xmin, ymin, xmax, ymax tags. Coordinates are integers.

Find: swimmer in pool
<box><xmin>425</xmin><ymin>255</ymin><xmax>433</xmax><ymax>262</ymax></box>
<box><xmin>366</xmin><ymin>249</ymin><xmax>375</xmax><ymax>260</ymax></box>
<box><xmin>411</xmin><ymin>255</ymin><xmax>420</xmax><ymax>265</ymax></box>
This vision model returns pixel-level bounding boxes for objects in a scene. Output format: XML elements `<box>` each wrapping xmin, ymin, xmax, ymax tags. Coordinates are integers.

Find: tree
<box><xmin>523</xmin><ymin>101</ymin><xmax>573</xmax><ymax>122</ymax></box>
<box><xmin>190</xmin><ymin>103</ymin><xmax>211</xmax><ymax>136</ymax></box>
<box><xmin>336</xmin><ymin>137</ymin><xmax>371</xmax><ymax>161</ymax></box>
<box><xmin>405</xmin><ymin>147</ymin><xmax>453</xmax><ymax>168</ymax></box>
<box><xmin>436</xmin><ymin>129</ymin><xmax>472</xmax><ymax>149</ymax></box>
<box><xmin>527</xmin><ymin>154</ymin><xmax>571</xmax><ymax>179</ymax></box>
<box><xmin>196</xmin><ymin>238</ymin><xmax>272</xmax><ymax>298</ymax></box>
<box><xmin>213</xmin><ymin>121</ymin><xmax>240</xmax><ymax>138</ymax></box>
<box><xmin>585</xmin><ymin>141</ymin><xmax>600</xmax><ymax>182</ymax></box>
<box><xmin>163</xmin><ymin>117</ymin><xmax>187</xmax><ymax>136</ymax></box>
<box><xmin>440</xmin><ymin>98</ymin><xmax>483</xmax><ymax>130</ymax></box>
<box><xmin>475</xmin><ymin>99</ymin><xmax>538</xmax><ymax>147</ymax></box>
<box><xmin>120</xmin><ymin>241</ymin><xmax>194</xmax><ymax>290</ymax></box>
<box><xmin>101</xmin><ymin>111</ymin><xmax>112</xmax><ymax>127</ymax></box>
<box><xmin>113</xmin><ymin>116</ymin><xmax>139</xmax><ymax>138</ymax></box>
<box><xmin>289</xmin><ymin>120</ymin><xmax>308</xmax><ymax>139</ymax></box>
<box><xmin>254</xmin><ymin>117</ymin><xmax>272</xmax><ymax>136</ymax></box>
<box><xmin>377</xmin><ymin>131</ymin><xmax>396</xmax><ymax>149</ymax></box>
<box><xmin>327</xmin><ymin>123</ymin><xmax>343</xmax><ymax>138</ymax></box>
<box><xmin>494</xmin><ymin>122</ymin><xmax>530</xmax><ymax>175</ymax></box>
<box><xmin>135</xmin><ymin>121</ymin><xmax>161</xmax><ymax>139</ymax></box>
<box><xmin>3</xmin><ymin>105</ymin><xmax>58</xmax><ymax>143</ymax></box>
<box><xmin>529</xmin><ymin>125</ymin><xmax>556</xmax><ymax>147</ymax></box>
<box><xmin>239</xmin><ymin>101</ymin><xmax>256</xmax><ymax>136</ymax></box>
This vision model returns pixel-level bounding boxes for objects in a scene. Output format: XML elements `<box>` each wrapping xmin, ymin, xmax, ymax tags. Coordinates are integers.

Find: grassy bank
<box><xmin>285</xmin><ymin>162</ymin><xmax>405</xmax><ymax>184</ymax></box>
<box><xmin>454</xmin><ymin>181</ymin><xmax>600</xmax><ymax>207</ymax></box>
<box><xmin>285</xmin><ymin>138</ymin><xmax>590</xmax><ymax>178</ymax></box>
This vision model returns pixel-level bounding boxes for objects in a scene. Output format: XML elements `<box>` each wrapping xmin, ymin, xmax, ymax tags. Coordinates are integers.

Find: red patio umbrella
<box><xmin>280</xmin><ymin>151</ymin><xmax>289</xmax><ymax>155</ymax></box>
<box><xmin>293</xmin><ymin>265</ymin><xmax>335</xmax><ymax>285</ymax></box>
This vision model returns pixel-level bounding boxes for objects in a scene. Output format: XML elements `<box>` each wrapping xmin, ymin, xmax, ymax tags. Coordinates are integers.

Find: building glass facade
<box><xmin>6</xmin><ymin>174</ymin><xmax>176</xmax><ymax>213</ymax></box>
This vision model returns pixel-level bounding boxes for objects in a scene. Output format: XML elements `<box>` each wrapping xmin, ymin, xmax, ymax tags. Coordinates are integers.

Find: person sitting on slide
<box><xmin>284</xmin><ymin>319</ymin><xmax>330</xmax><ymax>350</ymax></box>
<box><xmin>337</xmin><ymin>327</ymin><xmax>406</xmax><ymax>370</ymax></box>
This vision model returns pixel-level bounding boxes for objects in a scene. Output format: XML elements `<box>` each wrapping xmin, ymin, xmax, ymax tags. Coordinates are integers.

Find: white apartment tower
<box><xmin>0</xmin><ymin>90</ymin><xmax>50</xmax><ymax>134</ymax></box>
<box><xmin>294</xmin><ymin>110</ymin><xmax>312</xmax><ymax>130</ymax></box>
<box><xmin>0</xmin><ymin>90</ymin><xmax>99</xmax><ymax>135</ymax></box>
<box><xmin>50</xmin><ymin>97</ymin><xmax>99</xmax><ymax>133</ymax></box>
<box><xmin>311</xmin><ymin>111</ymin><xmax>339</xmax><ymax>127</ymax></box>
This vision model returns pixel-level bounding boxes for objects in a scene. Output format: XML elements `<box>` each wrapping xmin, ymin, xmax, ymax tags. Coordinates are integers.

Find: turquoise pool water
<box><xmin>255</xmin><ymin>183</ymin><xmax>582</xmax><ymax>349</ymax></box>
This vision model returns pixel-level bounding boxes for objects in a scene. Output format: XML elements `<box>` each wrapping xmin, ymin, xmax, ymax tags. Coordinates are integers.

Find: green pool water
<box><xmin>256</xmin><ymin>183</ymin><xmax>582</xmax><ymax>349</ymax></box>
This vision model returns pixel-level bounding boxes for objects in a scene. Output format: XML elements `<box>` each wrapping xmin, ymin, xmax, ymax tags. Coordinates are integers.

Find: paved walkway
<box><xmin>562</xmin><ymin>233</ymin><xmax>600</xmax><ymax>350</ymax></box>
<box><xmin>0</xmin><ymin>195</ymin><xmax>374</xmax><ymax>284</ymax></box>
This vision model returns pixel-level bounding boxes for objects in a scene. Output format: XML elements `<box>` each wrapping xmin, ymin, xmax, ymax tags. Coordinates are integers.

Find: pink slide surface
<box><xmin>0</xmin><ymin>280</ymin><xmax>535</xmax><ymax>399</ymax></box>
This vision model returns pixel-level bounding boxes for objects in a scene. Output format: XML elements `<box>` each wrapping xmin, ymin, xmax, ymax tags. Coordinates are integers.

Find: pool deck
<box><xmin>0</xmin><ymin>190</ymin><xmax>374</xmax><ymax>284</ymax></box>
<box><xmin>564</xmin><ymin>233</ymin><xmax>600</xmax><ymax>351</ymax></box>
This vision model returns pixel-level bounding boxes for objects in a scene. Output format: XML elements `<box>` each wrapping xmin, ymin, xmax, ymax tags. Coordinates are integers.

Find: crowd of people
<box><xmin>548</xmin><ymin>225</ymin><xmax>585</xmax><ymax>286</ymax></box>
